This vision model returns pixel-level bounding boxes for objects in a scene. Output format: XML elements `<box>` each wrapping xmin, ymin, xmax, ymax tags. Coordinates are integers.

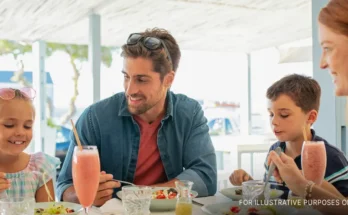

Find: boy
<box><xmin>229</xmin><ymin>74</ymin><xmax>348</xmax><ymax>199</ymax></box>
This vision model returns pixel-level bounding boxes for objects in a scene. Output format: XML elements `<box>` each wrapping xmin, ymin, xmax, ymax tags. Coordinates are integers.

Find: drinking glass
<box><xmin>242</xmin><ymin>180</ymin><xmax>270</xmax><ymax>201</ymax></box>
<box><xmin>72</xmin><ymin>145</ymin><xmax>100</xmax><ymax>214</ymax></box>
<box><xmin>122</xmin><ymin>186</ymin><xmax>152</xmax><ymax>215</ymax></box>
<box><xmin>301</xmin><ymin>141</ymin><xmax>327</xmax><ymax>185</ymax></box>
<box><xmin>0</xmin><ymin>197</ymin><xmax>35</xmax><ymax>215</ymax></box>
<box><xmin>175</xmin><ymin>180</ymin><xmax>194</xmax><ymax>215</ymax></box>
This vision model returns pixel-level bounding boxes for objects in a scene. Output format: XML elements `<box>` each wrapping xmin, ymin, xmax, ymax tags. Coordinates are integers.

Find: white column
<box><xmin>240</xmin><ymin>53</ymin><xmax>252</xmax><ymax>136</ymax></box>
<box><xmin>32</xmin><ymin>41</ymin><xmax>47</xmax><ymax>153</ymax></box>
<box><xmin>312</xmin><ymin>0</ymin><xmax>347</xmax><ymax>154</ymax></box>
<box><xmin>89</xmin><ymin>13</ymin><xmax>101</xmax><ymax>103</ymax></box>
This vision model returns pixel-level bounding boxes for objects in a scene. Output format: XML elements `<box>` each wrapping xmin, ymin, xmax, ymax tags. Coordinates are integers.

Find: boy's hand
<box><xmin>229</xmin><ymin>169</ymin><xmax>252</xmax><ymax>186</ymax></box>
<box><xmin>0</xmin><ymin>172</ymin><xmax>10</xmax><ymax>192</ymax></box>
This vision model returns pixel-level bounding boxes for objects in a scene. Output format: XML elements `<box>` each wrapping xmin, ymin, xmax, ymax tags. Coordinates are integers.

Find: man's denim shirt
<box><xmin>56</xmin><ymin>91</ymin><xmax>217</xmax><ymax>199</ymax></box>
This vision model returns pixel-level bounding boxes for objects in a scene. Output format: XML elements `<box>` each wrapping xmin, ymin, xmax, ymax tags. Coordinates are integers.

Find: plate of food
<box><xmin>201</xmin><ymin>202</ymin><xmax>297</xmax><ymax>215</ymax></box>
<box><xmin>220</xmin><ymin>187</ymin><xmax>284</xmax><ymax>200</ymax></box>
<box><xmin>34</xmin><ymin>202</ymin><xmax>81</xmax><ymax>215</ymax></box>
<box><xmin>117</xmin><ymin>187</ymin><xmax>198</xmax><ymax>211</ymax></box>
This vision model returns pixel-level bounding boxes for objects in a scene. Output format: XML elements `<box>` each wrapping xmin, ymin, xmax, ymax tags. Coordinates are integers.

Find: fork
<box><xmin>259</xmin><ymin>146</ymin><xmax>282</xmax><ymax>200</ymax></box>
<box><xmin>111</xmin><ymin>179</ymin><xmax>135</xmax><ymax>186</ymax></box>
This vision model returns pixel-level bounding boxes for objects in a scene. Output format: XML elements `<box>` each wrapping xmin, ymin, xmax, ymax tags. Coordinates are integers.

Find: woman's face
<box><xmin>319</xmin><ymin>22</ymin><xmax>348</xmax><ymax>96</ymax></box>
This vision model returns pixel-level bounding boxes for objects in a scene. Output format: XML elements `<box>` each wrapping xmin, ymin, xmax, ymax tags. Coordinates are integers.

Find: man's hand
<box><xmin>94</xmin><ymin>171</ymin><xmax>121</xmax><ymax>206</ymax></box>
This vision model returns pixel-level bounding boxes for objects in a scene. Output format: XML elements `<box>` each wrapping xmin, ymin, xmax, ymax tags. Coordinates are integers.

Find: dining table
<box><xmin>86</xmin><ymin>192</ymin><xmax>323</xmax><ymax>215</ymax></box>
<box><xmin>87</xmin><ymin>193</ymin><xmax>232</xmax><ymax>215</ymax></box>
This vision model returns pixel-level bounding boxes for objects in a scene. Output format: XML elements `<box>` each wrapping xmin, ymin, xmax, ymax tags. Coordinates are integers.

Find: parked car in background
<box><xmin>208</xmin><ymin>117</ymin><xmax>240</xmax><ymax>136</ymax></box>
<box><xmin>204</xmin><ymin>107</ymin><xmax>240</xmax><ymax>136</ymax></box>
<box><xmin>204</xmin><ymin>107</ymin><xmax>277</xmax><ymax>174</ymax></box>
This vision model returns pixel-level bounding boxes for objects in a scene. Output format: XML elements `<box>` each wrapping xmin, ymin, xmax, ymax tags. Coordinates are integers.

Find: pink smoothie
<box><xmin>72</xmin><ymin>150</ymin><xmax>100</xmax><ymax>207</ymax></box>
<box><xmin>302</xmin><ymin>141</ymin><xmax>327</xmax><ymax>185</ymax></box>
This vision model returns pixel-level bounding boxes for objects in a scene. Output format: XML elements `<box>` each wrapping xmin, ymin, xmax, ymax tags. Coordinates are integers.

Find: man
<box><xmin>56</xmin><ymin>28</ymin><xmax>217</xmax><ymax>206</ymax></box>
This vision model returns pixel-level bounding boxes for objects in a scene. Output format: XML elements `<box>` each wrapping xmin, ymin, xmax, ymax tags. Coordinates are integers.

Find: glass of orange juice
<box><xmin>175</xmin><ymin>180</ymin><xmax>194</xmax><ymax>215</ymax></box>
<box><xmin>72</xmin><ymin>145</ymin><xmax>100</xmax><ymax>214</ymax></box>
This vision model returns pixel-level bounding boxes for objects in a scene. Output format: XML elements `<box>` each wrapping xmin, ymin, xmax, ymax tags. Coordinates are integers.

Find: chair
<box><xmin>237</xmin><ymin>143</ymin><xmax>270</xmax><ymax>177</ymax></box>
<box><xmin>217</xmin><ymin>170</ymin><xmax>231</xmax><ymax>191</ymax></box>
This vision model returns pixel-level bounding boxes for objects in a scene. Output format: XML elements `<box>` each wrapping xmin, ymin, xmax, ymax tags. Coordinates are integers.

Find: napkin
<box><xmin>99</xmin><ymin>198</ymin><xmax>124</xmax><ymax>214</ymax></box>
<box><xmin>193</xmin><ymin>194</ymin><xmax>231</xmax><ymax>206</ymax></box>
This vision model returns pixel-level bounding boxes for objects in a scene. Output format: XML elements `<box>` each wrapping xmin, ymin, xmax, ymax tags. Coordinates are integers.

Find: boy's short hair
<box><xmin>266</xmin><ymin>74</ymin><xmax>321</xmax><ymax>113</ymax></box>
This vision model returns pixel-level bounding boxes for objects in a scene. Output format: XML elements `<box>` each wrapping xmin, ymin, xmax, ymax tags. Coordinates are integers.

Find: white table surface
<box><xmin>85</xmin><ymin>193</ymin><xmax>231</xmax><ymax>215</ymax></box>
<box><xmin>87</xmin><ymin>193</ymin><xmax>322</xmax><ymax>215</ymax></box>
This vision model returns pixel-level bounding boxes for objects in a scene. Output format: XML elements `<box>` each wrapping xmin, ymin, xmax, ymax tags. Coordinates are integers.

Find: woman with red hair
<box><xmin>268</xmin><ymin>0</ymin><xmax>348</xmax><ymax>214</ymax></box>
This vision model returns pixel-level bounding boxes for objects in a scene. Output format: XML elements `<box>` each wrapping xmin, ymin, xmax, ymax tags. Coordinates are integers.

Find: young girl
<box><xmin>0</xmin><ymin>88</ymin><xmax>60</xmax><ymax>202</ymax></box>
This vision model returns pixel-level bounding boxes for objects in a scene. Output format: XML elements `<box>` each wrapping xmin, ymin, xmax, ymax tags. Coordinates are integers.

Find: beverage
<box><xmin>72</xmin><ymin>146</ymin><xmax>100</xmax><ymax>208</ymax></box>
<box><xmin>301</xmin><ymin>141</ymin><xmax>327</xmax><ymax>185</ymax></box>
<box><xmin>175</xmin><ymin>180</ymin><xmax>194</xmax><ymax>215</ymax></box>
<box><xmin>122</xmin><ymin>186</ymin><xmax>152</xmax><ymax>215</ymax></box>
<box><xmin>176</xmin><ymin>202</ymin><xmax>192</xmax><ymax>215</ymax></box>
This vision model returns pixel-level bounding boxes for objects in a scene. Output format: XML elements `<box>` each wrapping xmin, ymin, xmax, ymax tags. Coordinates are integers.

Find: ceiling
<box><xmin>0</xmin><ymin>0</ymin><xmax>312</xmax><ymax>52</ymax></box>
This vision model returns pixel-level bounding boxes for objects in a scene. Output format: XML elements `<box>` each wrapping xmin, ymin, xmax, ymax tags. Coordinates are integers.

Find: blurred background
<box><xmin>0</xmin><ymin>0</ymin><xmax>342</xmax><ymax>190</ymax></box>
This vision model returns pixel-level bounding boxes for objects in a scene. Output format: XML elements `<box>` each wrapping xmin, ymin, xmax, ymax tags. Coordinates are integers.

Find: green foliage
<box><xmin>47</xmin><ymin>117</ymin><xmax>61</xmax><ymax>130</ymax></box>
<box><xmin>101</xmin><ymin>47</ymin><xmax>113</xmax><ymax>67</ymax></box>
<box><xmin>0</xmin><ymin>40</ymin><xmax>114</xmax><ymax>67</ymax></box>
<box><xmin>0</xmin><ymin>40</ymin><xmax>115</xmax><ymax>125</ymax></box>
<box><xmin>0</xmin><ymin>40</ymin><xmax>32</xmax><ymax>59</ymax></box>
<box><xmin>46</xmin><ymin>43</ymin><xmax>114</xmax><ymax>67</ymax></box>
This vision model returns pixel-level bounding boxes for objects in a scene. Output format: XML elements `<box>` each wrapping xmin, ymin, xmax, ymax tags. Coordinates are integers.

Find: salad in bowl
<box><xmin>34</xmin><ymin>202</ymin><xmax>81</xmax><ymax>215</ymax></box>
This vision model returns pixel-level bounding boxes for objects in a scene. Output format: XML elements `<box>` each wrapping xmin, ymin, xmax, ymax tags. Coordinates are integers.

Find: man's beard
<box><xmin>127</xmin><ymin>102</ymin><xmax>153</xmax><ymax>115</ymax></box>
<box><xmin>126</xmin><ymin>85</ymin><xmax>166</xmax><ymax>115</ymax></box>
<box><xmin>127</xmin><ymin>92</ymin><xmax>165</xmax><ymax>115</ymax></box>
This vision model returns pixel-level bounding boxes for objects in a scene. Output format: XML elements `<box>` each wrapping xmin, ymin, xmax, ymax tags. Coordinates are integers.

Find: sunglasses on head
<box><xmin>0</xmin><ymin>87</ymin><xmax>36</xmax><ymax>100</ymax></box>
<box><xmin>127</xmin><ymin>33</ymin><xmax>174</xmax><ymax>70</ymax></box>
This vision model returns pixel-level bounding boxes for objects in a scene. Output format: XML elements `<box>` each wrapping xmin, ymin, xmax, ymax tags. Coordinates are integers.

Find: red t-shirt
<box><xmin>133</xmin><ymin>114</ymin><xmax>167</xmax><ymax>185</ymax></box>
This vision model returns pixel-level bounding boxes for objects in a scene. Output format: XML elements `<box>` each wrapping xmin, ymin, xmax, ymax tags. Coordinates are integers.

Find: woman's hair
<box><xmin>319</xmin><ymin>0</ymin><xmax>348</xmax><ymax>123</ymax></box>
<box><xmin>319</xmin><ymin>0</ymin><xmax>348</xmax><ymax>36</ymax></box>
